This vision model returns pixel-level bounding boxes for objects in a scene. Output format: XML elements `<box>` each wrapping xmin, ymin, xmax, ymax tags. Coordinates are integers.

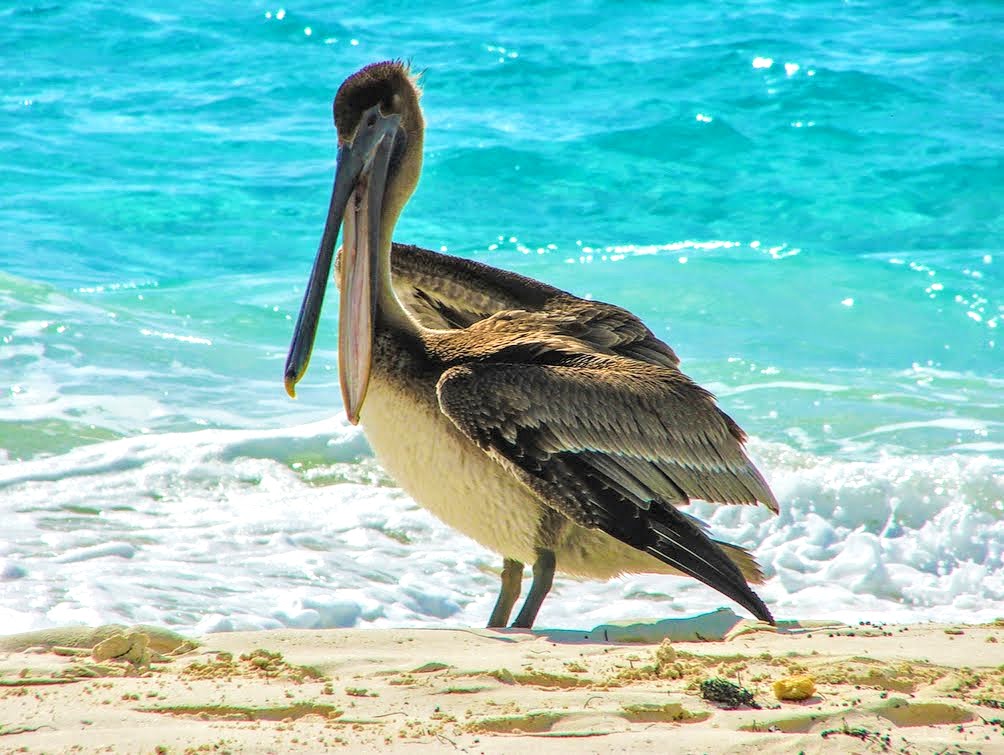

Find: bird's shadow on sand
<box><xmin>472</xmin><ymin>608</ymin><xmax>845</xmax><ymax>645</ymax></box>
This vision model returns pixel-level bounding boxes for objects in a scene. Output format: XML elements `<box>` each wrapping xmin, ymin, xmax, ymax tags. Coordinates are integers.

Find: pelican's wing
<box><xmin>390</xmin><ymin>244</ymin><xmax>680</xmax><ymax>367</ymax></box>
<box><xmin>436</xmin><ymin>355</ymin><xmax>777</xmax><ymax>623</ymax></box>
<box><xmin>390</xmin><ymin>244</ymin><xmax>549</xmax><ymax>328</ymax></box>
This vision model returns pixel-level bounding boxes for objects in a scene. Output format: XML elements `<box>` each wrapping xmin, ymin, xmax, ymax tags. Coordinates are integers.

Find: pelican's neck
<box><xmin>374</xmin><ymin>127</ymin><xmax>424</xmax><ymax>339</ymax></box>
<box><xmin>374</xmin><ymin>214</ymin><xmax>421</xmax><ymax>338</ymax></box>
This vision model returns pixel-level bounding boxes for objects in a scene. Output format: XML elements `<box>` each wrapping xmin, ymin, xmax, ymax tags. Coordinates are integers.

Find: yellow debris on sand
<box><xmin>773</xmin><ymin>674</ymin><xmax>817</xmax><ymax>701</ymax></box>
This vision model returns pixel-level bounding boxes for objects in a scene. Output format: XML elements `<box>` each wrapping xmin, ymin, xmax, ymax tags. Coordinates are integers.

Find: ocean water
<box><xmin>1</xmin><ymin>1</ymin><xmax>1002</xmax><ymax>634</ymax></box>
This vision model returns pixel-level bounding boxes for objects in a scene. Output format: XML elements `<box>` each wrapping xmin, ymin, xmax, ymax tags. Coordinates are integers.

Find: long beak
<box><xmin>284</xmin><ymin>107</ymin><xmax>402</xmax><ymax>426</ymax></box>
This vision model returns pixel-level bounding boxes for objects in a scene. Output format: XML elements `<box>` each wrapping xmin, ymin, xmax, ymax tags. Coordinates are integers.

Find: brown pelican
<box><xmin>285</xmin><ymin>61</ymin><xmax>779</xmax><ymax>628</ymax></box>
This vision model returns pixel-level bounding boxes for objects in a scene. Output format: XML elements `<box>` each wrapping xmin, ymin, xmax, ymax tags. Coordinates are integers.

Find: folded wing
<box><xmin>436</xmin><ymin>353</ymin><xmax>777</xmax><ymax>623</ymax></box>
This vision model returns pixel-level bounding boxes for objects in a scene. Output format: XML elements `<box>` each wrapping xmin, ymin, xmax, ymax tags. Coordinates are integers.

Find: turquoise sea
<box><xmin>1</xmin><ymin>1</ymin><xmax>1002</xmax><ymax>633</ymax></box>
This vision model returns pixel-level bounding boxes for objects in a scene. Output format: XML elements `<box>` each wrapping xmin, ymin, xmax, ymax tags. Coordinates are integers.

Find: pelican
<box><xmin>285</xmin><ymin>61</ymin><xmax>779</xmax><ymax>629</ymax></box>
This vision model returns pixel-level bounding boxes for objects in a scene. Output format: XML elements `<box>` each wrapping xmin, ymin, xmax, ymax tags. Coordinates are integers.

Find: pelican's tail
<box><xmin>715</xmin><ymin>541</ymin><xmax>766</xmax><ymax>584</ymax></box>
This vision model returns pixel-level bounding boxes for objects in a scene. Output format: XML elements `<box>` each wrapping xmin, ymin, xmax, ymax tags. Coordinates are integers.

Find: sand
<box><xmin>1</xmin><ymin>610</ymin><xmax>1002</xmax><ymax>754</ymax></box>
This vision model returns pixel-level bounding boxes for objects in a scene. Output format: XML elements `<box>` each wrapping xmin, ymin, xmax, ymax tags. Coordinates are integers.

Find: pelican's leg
<box><xmin>487</xmin><ymin>558</ymin><xmax>524</xmax><ymax>628</ymax></box>
<box><xmin>511</xmin><ymin>550</ymin><xmax>556</xmax><ymax>629</ymax></box>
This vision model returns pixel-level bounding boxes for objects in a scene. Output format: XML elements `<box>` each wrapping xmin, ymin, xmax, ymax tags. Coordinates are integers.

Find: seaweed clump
<box><xmin>699</xmin><ymin>677</ymin><xmax>760</xmax><ymax>709</ymax></box>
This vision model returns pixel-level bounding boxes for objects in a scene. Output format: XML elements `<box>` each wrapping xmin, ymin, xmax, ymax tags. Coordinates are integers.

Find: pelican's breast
<box><xmin>360</xmin><ymin>370</ymin><xmax>543</xmax><ymax>564</ymax></box>
<box><xmin>359</xmin><ymin>361</ymin><xmax>681</xmax><ymax>581</ymax></box>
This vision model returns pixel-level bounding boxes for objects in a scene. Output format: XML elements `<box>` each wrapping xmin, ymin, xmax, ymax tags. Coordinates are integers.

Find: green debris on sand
<box><xmin>1</xmin><ymin>723</ymin><xmax>50</xmax><ymax>736</ymax></box>
<box><xmin>411</xmin><ymin>661</ymin><xmax>450</xmax><ymax>673</ymax></box>
<box><xmin>620</xmin><ymin>702</ymin><xmax>710</xmax><ymax>724</ymax></box>
<box><xmin>142</xmin><ymin>702</ymin><xmax>343</xmax><ymax>721</ymax></box>
<box><xmin>465</xmin><ymin>711</ymin><xmax>563</xmax><ymax>734</ymax></box>
<box><xmin>700</xmin><ymin>677</ymin><xmax>760</xmax><ymax>709</ymax></box>
<box><xmin>820</xmin><ymin>720</ymin><xmax>893</xmax><ymax>751</ymax></box>
<box><xmin>488</xmin><ymin>668</ymin><xmax>592</xmax><ymax>688</ymax></box>
<box><xmin>0</xmin><ymin>677</ymin><xmax>79</xmax><ymax>687</ymax></box>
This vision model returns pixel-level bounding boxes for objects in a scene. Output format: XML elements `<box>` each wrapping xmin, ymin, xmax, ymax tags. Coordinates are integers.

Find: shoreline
<box><xmin>2</xmin><ymin>613</ymin><xmax>1002</xmax><ymax>753</ymax></box>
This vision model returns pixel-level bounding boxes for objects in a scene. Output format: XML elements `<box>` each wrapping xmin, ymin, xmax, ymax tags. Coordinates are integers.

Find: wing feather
<box><xmin>439</xmin><ymin>354</ymin><xmax>777</xmax><ymax>513</ymax></box>
<box><xmin>388</xmin><ymin>243</ymin><xmax>681</xmax><ymax>367</ymax></box>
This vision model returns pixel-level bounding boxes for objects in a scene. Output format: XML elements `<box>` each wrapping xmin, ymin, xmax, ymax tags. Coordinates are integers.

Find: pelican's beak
<box><xmin>284</xmin><ymin>106</ymin><xmax>402</xmax><ymax>426</ymax></box>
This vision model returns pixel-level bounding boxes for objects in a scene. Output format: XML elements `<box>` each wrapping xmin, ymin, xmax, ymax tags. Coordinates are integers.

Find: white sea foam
<box><xmin>0</xmin><ymin>421</ymin><xmax>1001</xmax><ymax>636</ymax></box>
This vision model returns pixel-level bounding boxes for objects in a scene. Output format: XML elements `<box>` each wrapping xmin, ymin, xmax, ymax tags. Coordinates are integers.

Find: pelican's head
<box><xmin>333</xmin><ymin>61</ymin><xmax>424</xmax><ymax>214</ymax></box>
<box><xmin>284</xmin><ymin>61</ymin><xmax>425</xmax><ymax>423</ymax></box>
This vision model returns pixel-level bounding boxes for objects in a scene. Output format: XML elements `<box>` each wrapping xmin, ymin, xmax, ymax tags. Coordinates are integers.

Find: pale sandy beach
<box><xmin>2</xmin><ymin>612</ymin><xmax>1002</xmax><ymax>754</ymax></box>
